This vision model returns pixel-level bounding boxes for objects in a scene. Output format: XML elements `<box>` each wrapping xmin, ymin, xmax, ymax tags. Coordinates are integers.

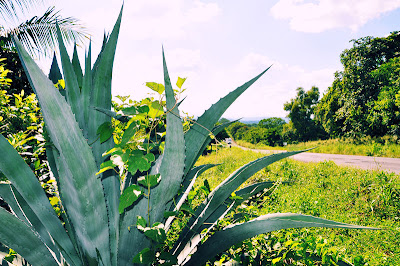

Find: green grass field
<box><xmin>236</xmin><ymin>138</ymin><xmax>400</xmax><ymax>158</ymax></box>
<box><xmin>195</xmin><ymin>147</ymin><xmax>400</xmax><ymax>265</ymax></box>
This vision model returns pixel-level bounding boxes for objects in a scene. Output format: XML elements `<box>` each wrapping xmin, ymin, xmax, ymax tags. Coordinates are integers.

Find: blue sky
<box><xmin>33</xmin><ymin>0</ymin><xmax>400</xmax><ymax>119</ymax></box>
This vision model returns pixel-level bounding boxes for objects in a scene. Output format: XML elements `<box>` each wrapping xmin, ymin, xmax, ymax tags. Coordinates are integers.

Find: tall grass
<box><xmin>237</xmin><ymin>137</ymin><xmax>400</xmax><ymax>158</ymax></box>
<box><xmin>196</xmin><ymin>147</ymin><xmax>400</xmax><ymax>265</ymax></box>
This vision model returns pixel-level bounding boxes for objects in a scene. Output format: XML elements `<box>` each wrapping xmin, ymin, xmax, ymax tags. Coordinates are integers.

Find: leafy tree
<box><xmin>0</xmin><ymin>1</ymin><xmax>87</xmax><ymax>57</ymax></box>
<box><xmin>316</xmin><ymin>32</ymin><xmax>400</xmax><ymax>138</ymax></box>
<box><xmin>227</xmin><ymin>121</ymin><xmax>247</xmax><ymax>139</ymax></box>
<box><xmin>258</xmin><ymin>117</ymin><xmax>286</xmax><ymax>130</ymax></box>
<box><xmin>283</xmin><ymin>86</ymin><xmax>325</xmax><ymax>142</ymax></box>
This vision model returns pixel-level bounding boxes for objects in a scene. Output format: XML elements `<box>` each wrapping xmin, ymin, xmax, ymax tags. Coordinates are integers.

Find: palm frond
<box><xmin>0</xmin><ymin>0</ymin><xmax>43</xmax><ymax>22</ymax></box>
<box><xmin>2</xmin><ymin>6</ymin><xmax>88</xmax><ymax>58</ymax></box>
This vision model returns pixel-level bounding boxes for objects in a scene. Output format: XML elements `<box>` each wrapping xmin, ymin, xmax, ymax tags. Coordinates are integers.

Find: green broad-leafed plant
<box><xmin>0</xmin><ymin>6</ymin><xmax>377</xmax><ymax>266</ymax></box>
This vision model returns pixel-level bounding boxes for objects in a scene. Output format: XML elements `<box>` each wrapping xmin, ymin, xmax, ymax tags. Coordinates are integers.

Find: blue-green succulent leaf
<box><xmin>0</xmin><ymin>184</ymin><xmax>60</xmax><ymax>258</ymax></box>
<box><xmin>173</xmin><ymin>150</ymin><xmax>303</xmax><ymax>255</ymax></box>
<box><xmin>184</xmin><ymin>66</ymin><xmax>271</xmax><ymax>174</ymax></box>
<box><xmin>72</xmin><ymin>44</ymin><xmax>83</xmax><ymax>88</ymax></box>
<box><xmin>0</xmin><ymin>207</ymin><xmax>58</xmax><ymax>266</ymax></box>
<box><xmin>56</xmin><ymin>23</ymin><xmax>85</xmax><ymax>131</ymax></box>
<box><xmin>0</xmin><ymin>135</ymin><xmax>80</xmax><ymax>265</ymax></box>
<box><xmin>183</xmin><ymin>213</ymin><xmax>379</xmax><ymax>265</ymax></box>
<box><xmin>48</xmin><ymin>52</ymin><xmax>62</xmax><ymax>85</ymax></box>
<box><xmin>13</xmin><ymin>36</ymin><xmax>111</xmax><ymax>264</ymax></box>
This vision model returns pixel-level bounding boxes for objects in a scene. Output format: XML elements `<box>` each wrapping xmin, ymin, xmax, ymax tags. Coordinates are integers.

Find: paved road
<box><xmin>231</xmin><ymin>143</ymin><xmax>400</xmax><ymax>174</ymax></box>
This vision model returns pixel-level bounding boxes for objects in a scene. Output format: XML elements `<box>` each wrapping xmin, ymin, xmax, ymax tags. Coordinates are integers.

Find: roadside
<box><xmin>230</xmin><ymin>141</ymin><xmax>400</xmax><ymax>174</ymax></box>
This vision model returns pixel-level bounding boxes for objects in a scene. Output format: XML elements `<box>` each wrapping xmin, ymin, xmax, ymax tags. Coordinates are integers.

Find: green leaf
<box><xmin>176</xmin><ymin>77</ymin><xmax>187</xmax><ymax>89</ymax></box>
<box><xmin>143</xmin><ymin>223</ymin><xmax>166</xmax><ymax>243</ymax></box>
<box><xmin>183</xmin><ymin>213</ymin><xmax>378</xmax><ymax>266</ymax></box>
<box><xmin>146</xmin><ymin>82</ymin><xmax>165</xmax><ymax>94</ymax></box>
<box><xmin>97</xmin><ymin>122</ymin><xmax>114</xmax><ymax>143</ymax></box>
<box><xmin>120</xmin><ymin>121</ymin><xmax>137</xmax><ymax>146</ymax></box>
<box><xmin>119</xmin><ymin>184</ymin><xmax>143</xmax><ymax>214</ymax></box>
<box><xmin>136</xmin><ymin>216</ymin><xmax>147</xmax><ymax>231</ymax></box>
<box><xmin>128</xmin><ymin>155</ymin><xmax>151</xmax><ymax>175</ymax></box>
<box><xmin>164</xmin><ymin>211</ymin><xmax>179</xmax><ymax>218</ymax></box>
<box><xmin>132</xmin><ymin>248</ymin><xmax>155</xmax><ymax>264</ymax></box>
<box><xmin>97</xmin><ymin>160</ymin><xmax>116</xmax><ymax>175</ymax></box>
<box><xmin>148</xmin><ymin>101</ymin><xmax>164</xmax><ymax>118</ymax></box>
<box><xmin>144</xmin><ymin>152</ymin><xmax>155</xmax><ymax>162</ymax></box>
<box><xmin>138</xmin><ymin>174</ymin><xmax>161</xmax><ymax>188</ymax></box>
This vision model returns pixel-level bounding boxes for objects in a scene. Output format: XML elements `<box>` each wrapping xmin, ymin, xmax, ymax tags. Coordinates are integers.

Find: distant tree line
<box><xmin>227</xmin><ymin>32</ymin><xmax>400</xmax><ymax>145</ymax></box>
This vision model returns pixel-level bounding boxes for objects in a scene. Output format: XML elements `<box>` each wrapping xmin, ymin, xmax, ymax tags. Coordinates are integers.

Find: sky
<box><xmin>26</xmin><ymin>0</ymin><xmax>400</xmax><ymax>119</ymax></box>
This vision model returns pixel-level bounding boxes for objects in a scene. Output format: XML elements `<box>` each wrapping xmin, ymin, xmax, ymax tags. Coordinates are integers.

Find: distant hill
<box><xmin>223</xmin><ymin>117</ymin><xmax>288</xmax><ymax>125</ymax></box>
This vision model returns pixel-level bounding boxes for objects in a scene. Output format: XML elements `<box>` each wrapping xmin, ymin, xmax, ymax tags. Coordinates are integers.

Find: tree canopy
<box><xmin>316</xmin><ymin>32</ymin><xmax>400</xmax><ymax>138</ymax></box>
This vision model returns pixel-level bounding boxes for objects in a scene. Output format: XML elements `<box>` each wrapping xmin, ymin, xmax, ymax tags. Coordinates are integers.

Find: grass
<box><xmin>236</xmin><ymin>137</ymin><xmax>400</xmax><ymax>158</ymax></box>
<box><xmin>196</xmin><ymin>147</ymin><xmax>400</xmax><ymax>265</ymax></box>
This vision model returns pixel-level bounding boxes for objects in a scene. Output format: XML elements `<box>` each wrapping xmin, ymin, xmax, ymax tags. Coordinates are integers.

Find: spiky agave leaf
<box><xmin>173</xmin><ymin>150</ymin><xmax>304</xmax><ymax>256</ymax></box>
<box><xmin>183</xmin><ymin>213</ymin><xmax>379</xmax><ymax>265</ymax></box>
<box><xmin>118</xmin><ymin>50</ymin><xmax>186</xmax><ymax>265</ymax></box>
<box><xmin>0</xmin><ymin>135</ymin><xmax>80</xmax><ymax>264</ymax></box>
<box><xmin>184</xmin><ymin>66</ymin><xmax>271</xmax><ymax>175</ymax></box>
<box><xmin>13</xmin><ymin>35</ymin><xmax>111</xmax><ymax>264</ymax></box>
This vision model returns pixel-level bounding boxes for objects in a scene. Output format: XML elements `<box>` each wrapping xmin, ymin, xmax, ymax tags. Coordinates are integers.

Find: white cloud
<box><xmin>270</xmin><ymin>0</ymin><xmax>400</xmax><ymax>33</ymax></box>
<box><xmin>121</xmin><ymin>0</ymin><xmax>221</xmax><ymax>40</ymax></box>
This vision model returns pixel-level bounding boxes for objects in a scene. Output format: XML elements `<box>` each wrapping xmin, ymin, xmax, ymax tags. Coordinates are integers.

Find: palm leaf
<box><xmin>3</xmin><ymin>6</ymin><xmax>87</xmax><ymax>57</ymax></box>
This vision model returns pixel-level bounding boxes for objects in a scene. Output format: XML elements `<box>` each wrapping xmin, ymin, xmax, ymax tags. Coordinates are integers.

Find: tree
<box><xmin>258</xmin><ymin>117</ymin><xmax>286</xmax><ymax>130</ymax></box>
<box><xmin>316</xmin><ymin>32</ymin><xmax>400</xmax><ymax>138</ymax></box>
<box><xmin>284</xmin><ymin>86</ymin><xmax>325</xmax><ymax>142</ymax></box>
<box><xmin>0</xmin><ymin>1</ymin><xmax>87</xmax><ymax>57</ymax></box>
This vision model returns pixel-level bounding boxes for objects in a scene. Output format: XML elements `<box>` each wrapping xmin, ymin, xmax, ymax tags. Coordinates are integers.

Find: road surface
<box><xmin>231</xmin><ymin>143</ymin><xmax>400</xmax><ymax>174</ymax></box>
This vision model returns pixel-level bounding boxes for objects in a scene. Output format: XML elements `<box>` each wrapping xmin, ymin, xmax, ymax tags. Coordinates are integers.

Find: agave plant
<box><xmin>0</xmin><ymin>6</ymin><xmax>375</xmax><ymax>266</ymax></box>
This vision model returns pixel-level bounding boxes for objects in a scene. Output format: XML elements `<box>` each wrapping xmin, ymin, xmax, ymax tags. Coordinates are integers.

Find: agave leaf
<box><xmin>0</xmin><ymin>183</ymin><xmax>28</xmax><ymax>223</ymax></box>
<box><xmin>0</xmin><ymin>135</ymin><xmax>80</xmax><ymax>265</ymax></box>
<box><xmin>0</xmin><ymin>184</ymin><xmax>60</xmax><ymax>257</ymax></box>
<box><xmin>193</xmin><ymin>120</ymin><xmax>238</xmax><ymax>164</ymax></box>
<box><xmin>56</xmin><ymin>23</ymin><xmax>85</xmax><ymax>131</ymax></box>
<box><xmin>173</xmin><ymin>150</ymin><xmax>303</xmax><ymax>255</ymax></box>
<box><xmin>183</xmin><ymin>213</ymin><xmax>379</xmax><ymax>265</ymax></box>
<box><xmin>81</xmin><ymin>42</ymin><xmax>92</xmax><ymax>134</ymax></box>
<box><xmin>147</xmin><ymin>49</ymin><xmax>185</xmax><ymax>224</ymax></box>
<box><xmin>72</xmin><ymin>44</ymin><xmax>83</xmax><ymax>88</ymax></box>
<box><xmin>184</xmin><ymin>66</ymin><xmax>271</xmax><ymax>174</ymax></box>
<box><xmin>87</xmin><ymin>8</ymin><xmax>123</xmax><ymax>265</ymax></box>
<box><xmin>48</xmin><ymin>52</ymin><xmax>63</xmax><ymax>85</ymax></box>
<box><xmin>118</xmin><ymin>50</ymin><xmax>186</xmax><ymax>265</ymax></box>
<box><xmin>0</xmin><ymin>207</ymin><xmax>58</xmax><ymax>266</ymax></box>
<box><xmin>165</xmin><ymin>164</ymin><xmax>218</xmax><ymax>231</ymax></box>
<box><xmin>13</xmin><ymin>37</ymin><xmax>111</xmax><ymax>264</ymax></box>
<box><xmin>200</xmin><ymin>181</ymin><xmax>279</xmax><ymax>231</ymax></box>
